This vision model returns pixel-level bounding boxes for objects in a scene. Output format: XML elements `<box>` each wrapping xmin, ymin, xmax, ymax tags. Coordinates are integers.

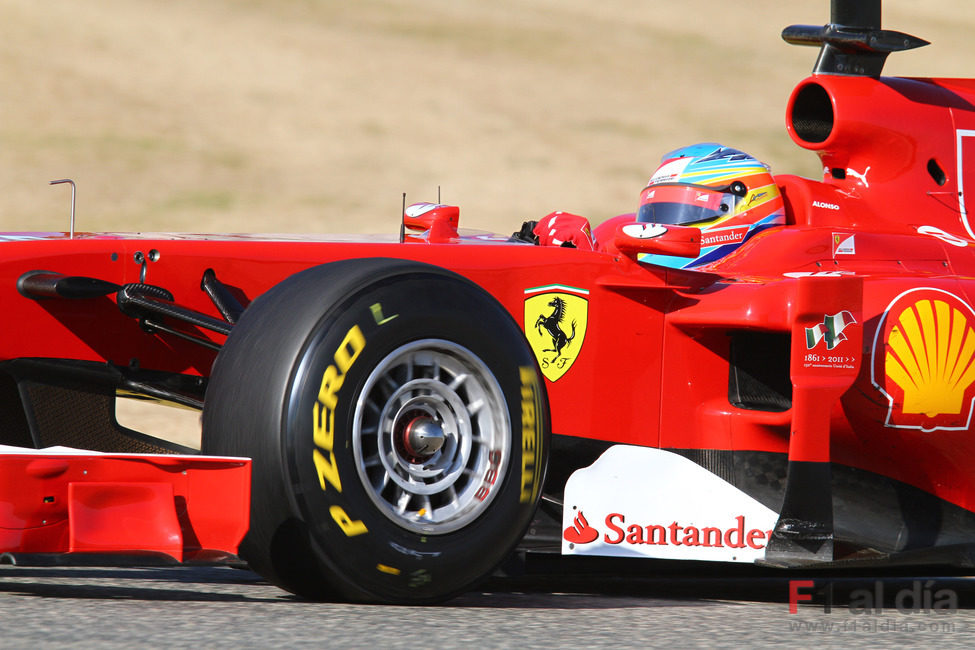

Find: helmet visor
<box><xmin>637</xmin><ymin>183</ymin><xmax>741</xmax><ymax>226</ymax></box>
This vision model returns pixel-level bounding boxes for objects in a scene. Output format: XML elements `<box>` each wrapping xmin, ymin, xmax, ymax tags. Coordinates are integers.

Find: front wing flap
<box><xmin>0</xmin><ymin>446</ymin><xmax>250</xmax><ymax>562</ymax></box>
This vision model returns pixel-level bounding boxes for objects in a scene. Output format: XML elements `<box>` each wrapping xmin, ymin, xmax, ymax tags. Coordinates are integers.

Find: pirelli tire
<box><xmin>202</xmin><ymin>258</ymin><xmax>549</xmax><ymax>603</ymax></box>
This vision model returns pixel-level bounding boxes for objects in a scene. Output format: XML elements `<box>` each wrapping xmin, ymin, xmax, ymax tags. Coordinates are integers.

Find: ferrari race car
<box><xmin>4</xmin><ymin>0</ymin><xmax>975</xmax><ymax>603</ymax></box>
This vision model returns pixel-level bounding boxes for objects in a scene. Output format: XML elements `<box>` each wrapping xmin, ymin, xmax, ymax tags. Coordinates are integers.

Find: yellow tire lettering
<box><xmin>519</xmin><ymin>367</ymin><xmax>541</xmax><ymax>503</ymax></box>
<box><xmin>330</xmin><ymin>505</ymin><xmax>368</xmax><ymax>537</ymax></box>
<box><xmin>310</xmin><ymin>324</ymin><xmax>369</xmax><ymax>535</ymax></box>
<box><xmin>316</xmin><ymin>325</ymin><xmax>365</xmax><ymax>408</ymax></box>
<box><xmin>312</xmin><ymin>324</ymin><xmax>366</xmax><ymax>494</ymax></box>
<box><xmin>317</xmin><ymin>364</ymin><xmax>343</xmax><ymax>410</ymax></box>
<box><xmin>312</xmin><ymin>448</ymin><xmax>342</xmax><ymax>493</ymax></box>
<box><xmin>312</xmin><ymin>401</ymin><xmax>334</xmax><ymax>450</ymax></box>
<box><xmin>370</xmin><ymin>302</ymin><xmax>399</xmax><ymax>325</ymax></box>
<box><xmin>334</xmin><ymin>325</ymin><xmax>366</xmax><ymax>373</ymax></box>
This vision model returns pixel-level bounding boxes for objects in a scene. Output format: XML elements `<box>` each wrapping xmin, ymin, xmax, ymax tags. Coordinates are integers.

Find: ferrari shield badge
<box><xmin>524</xmin><ymin>285</ymin><xmax>589</xmax><ymax>382</ymax></box>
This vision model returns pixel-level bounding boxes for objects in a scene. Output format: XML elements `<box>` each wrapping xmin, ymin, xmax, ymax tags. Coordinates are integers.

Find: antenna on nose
<box><xmin>49</xmin><ymin>179</ymin><xmax>76</xmax><ymax>239</ymax></box>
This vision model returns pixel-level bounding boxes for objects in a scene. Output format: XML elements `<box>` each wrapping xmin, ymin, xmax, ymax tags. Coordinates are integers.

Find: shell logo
<box><xmin>872</xmin><ymin>288</ymin><xmax>975</xmax><ymax>432</ymax></box>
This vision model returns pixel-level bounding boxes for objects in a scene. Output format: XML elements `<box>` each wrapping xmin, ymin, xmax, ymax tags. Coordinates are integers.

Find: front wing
<box><xmin>0</xmin><ymin>446</ymin><xmax>250</xmax><ymax>562</ymax></box>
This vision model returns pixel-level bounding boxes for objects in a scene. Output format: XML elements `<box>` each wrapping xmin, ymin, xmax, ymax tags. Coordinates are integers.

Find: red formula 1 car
<box><xmin>3</xmin><ymin>0</ymin><xmax>975</xmax><ymax>602</ymax></box>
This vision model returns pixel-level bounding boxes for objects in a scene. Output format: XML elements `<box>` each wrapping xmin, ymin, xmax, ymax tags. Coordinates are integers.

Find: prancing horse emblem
<box><xmin>524</xmin><ymin>288</ymin><xmax>589</xmax><ymax>382</ymax></box>
<box><xmin>535</xmin><ymin>297</ymin><xmax>577</xmax><ymax>358</ymax></box>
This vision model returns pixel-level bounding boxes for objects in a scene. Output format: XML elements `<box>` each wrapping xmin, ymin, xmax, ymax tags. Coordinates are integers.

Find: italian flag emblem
<box><xmin>805</xmin><ymin>311</ymin><xmax>857</xmax><ymax>350</ymax></box>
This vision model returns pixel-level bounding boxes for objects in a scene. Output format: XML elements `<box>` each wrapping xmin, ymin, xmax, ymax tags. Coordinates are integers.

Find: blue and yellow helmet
<box><xmin>636</xmin><ymin>143</ymin><xmax>785</xmax><ymax>268</ymax></box>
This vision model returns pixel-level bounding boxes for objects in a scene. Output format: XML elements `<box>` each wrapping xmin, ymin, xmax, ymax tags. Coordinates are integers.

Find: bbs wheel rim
<box><xmin>353</xmin><ymin>339</ymin><xmax>510</xmax><ymax>534</ymax></box>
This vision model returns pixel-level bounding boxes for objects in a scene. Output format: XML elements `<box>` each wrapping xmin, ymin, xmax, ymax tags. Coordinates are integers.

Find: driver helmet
<box><xmin>636</xmin><ymin>143</ymin><xmax>785</xmax><ymax>268</ymax></box>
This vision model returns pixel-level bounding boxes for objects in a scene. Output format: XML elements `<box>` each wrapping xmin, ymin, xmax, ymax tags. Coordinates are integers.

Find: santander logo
<box><xmin>561</xmin><ymin>445</ymin><xmax>780</xmax><ymax>563</ymax></box>
<box><xmin>563</xmin><ymin>511</ymin><xmax>600</xmax><ymax>544</ymax></box>
<box><xmin>564</xmin><ymin>511</ymin><xmax>771</xmax><ymax>550</ymax></box>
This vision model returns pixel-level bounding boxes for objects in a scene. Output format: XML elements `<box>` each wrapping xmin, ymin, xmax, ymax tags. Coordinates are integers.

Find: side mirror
<box><xmin>403</xmin><ymin>203</ymin><xmax>460</xmax><ymax>242</ymax></box>
<box><xmin>612</xmin><ymin>222</ymin><xmax>701</xmax><ymax>260</ymax></box>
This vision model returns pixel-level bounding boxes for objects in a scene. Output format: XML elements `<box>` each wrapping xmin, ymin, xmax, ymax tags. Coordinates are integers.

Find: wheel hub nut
<box><xmin>404</xmin><ymin>417</ymin><xmax>445</xmax><ymax>458</ymax></box>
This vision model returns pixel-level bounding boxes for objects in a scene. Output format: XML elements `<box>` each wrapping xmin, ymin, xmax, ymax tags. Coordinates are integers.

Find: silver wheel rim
<box><xmin>353</xmin><ymin>339</ymin><xmax>510</xmax><ymax>534</ymax></box>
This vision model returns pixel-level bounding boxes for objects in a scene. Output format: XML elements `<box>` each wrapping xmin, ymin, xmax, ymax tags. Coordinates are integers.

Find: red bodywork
<box><xmin>0</xmin><ymin>449</ymin><xmax>249</xmax><ymax>560</ymax></box>
<box><xmin>4</xmin><ymin>66</ymin><xmax>975</xmax><ymax>564</ymax></box>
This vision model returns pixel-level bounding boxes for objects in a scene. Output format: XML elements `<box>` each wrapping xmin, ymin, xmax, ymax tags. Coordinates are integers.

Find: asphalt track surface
<box><xmin>2</xmin><ymin>557</ymin><xmax>975</xmax><ymax>648</ymax></box>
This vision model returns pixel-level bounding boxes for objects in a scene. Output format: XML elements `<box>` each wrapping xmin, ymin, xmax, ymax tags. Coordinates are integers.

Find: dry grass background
<box><xmin>4</xmin><ymin>0</ymin><xmax>974</xmax><ymax>238</ymax></box>
<box><xmin>1</xmin><ymin>0</ymin><xmax>974</xmax><ymax>444</ymax></box>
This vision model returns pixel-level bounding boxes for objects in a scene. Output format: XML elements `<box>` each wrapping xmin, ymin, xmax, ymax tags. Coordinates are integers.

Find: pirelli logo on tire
<box><xmin>519</xmin><ymin>367</ymin><xmax>543</xmax><ymax>504</ymax></box>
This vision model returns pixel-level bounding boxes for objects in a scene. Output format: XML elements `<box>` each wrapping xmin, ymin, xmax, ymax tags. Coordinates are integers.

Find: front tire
<box><xmin>203</xmin><ymin>259</ymin><xmax>549</xmax><ymax>603</ymax></box>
